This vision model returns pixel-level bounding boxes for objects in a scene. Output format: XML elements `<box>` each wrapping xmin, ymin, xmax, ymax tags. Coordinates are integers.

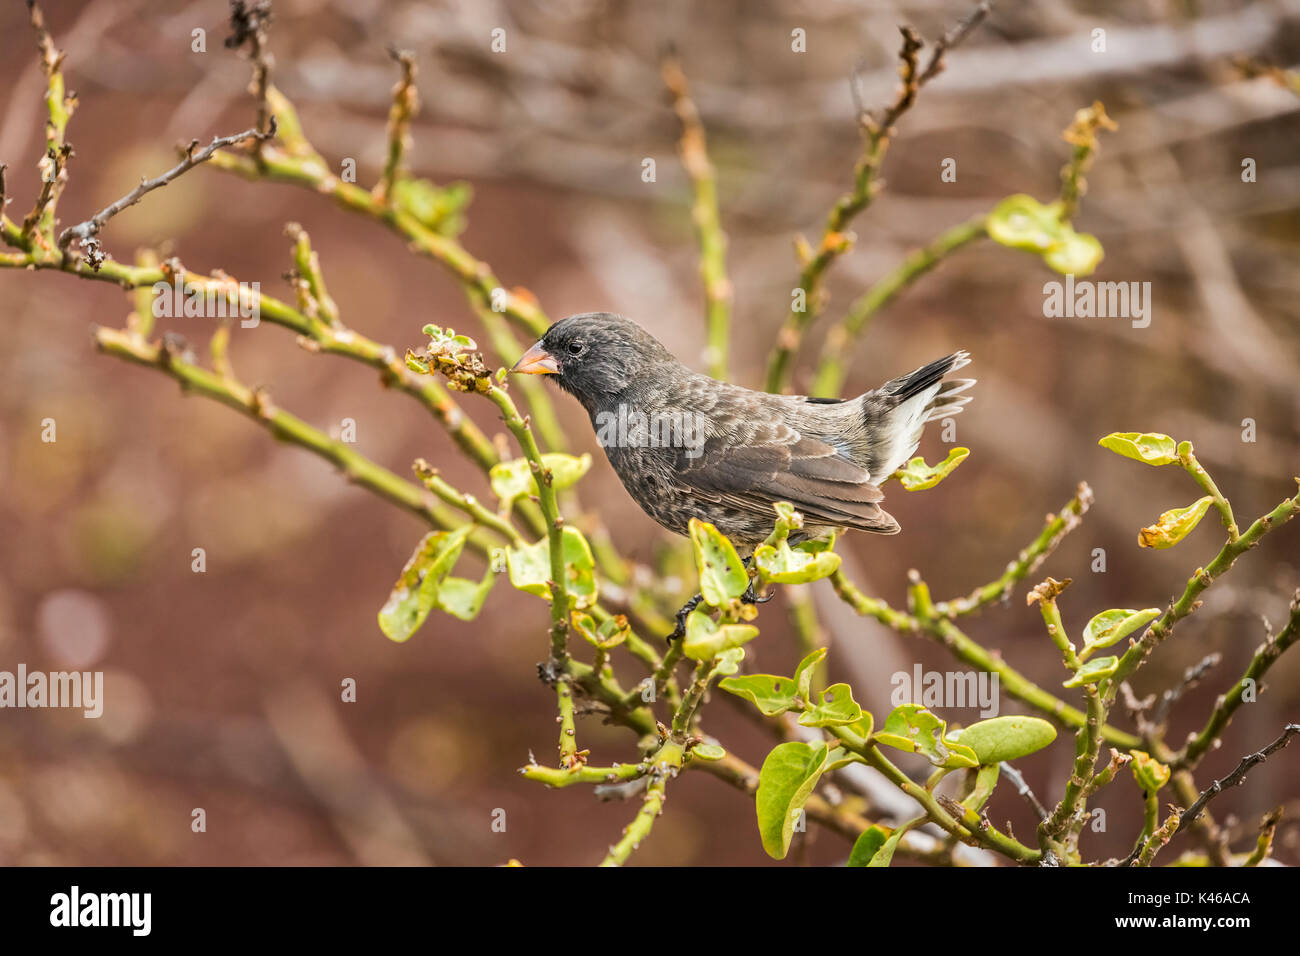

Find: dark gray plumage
<box><xmin>512</xmin><ymin>312</ymin><xmax>974</xmax><ymax>552</ymax></box>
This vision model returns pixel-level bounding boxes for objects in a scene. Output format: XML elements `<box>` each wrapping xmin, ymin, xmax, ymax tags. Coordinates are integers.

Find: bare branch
<box><xmin>374</xmin><ymin>47</ymin><xmax>418</xmax><ymax>205</ymax></box>
<box><xmin>999</xmin><ymin>761</ymin><xmax>1049</xmax><ymax>821</ymax></box>
<box><xmin>57</xmin><ymin>120</ymin><xmax>278</xmax><ymax>268</ymax></box>
<box><xmin>225</xmin><ymin>0</ymin><xmax>276</xmax><ymax>147</ymax></box>
<box><xmin>1151</xmin><ymin>652</ymin><xmax>1221</xmax><ymax>727</ymax></box>
<box><xmin>1178</xmin><ymin>723</ymin><xmax>1300</xmax><ymax>835</ymax></box>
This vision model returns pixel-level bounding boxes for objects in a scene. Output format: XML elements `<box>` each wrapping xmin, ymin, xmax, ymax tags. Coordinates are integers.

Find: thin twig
<box><xmin>1177</xmin><ymin>591</ymin><xmax>1300</xmax><ymax>768</ymax></box>
<box><xmin>764</xmin><ymin>1</ymin><xmax>991</xmax><ymax>392</ymax></box>
<box><xmin>1177</xmin><ymin>724</ymin><xmax>1300</xmax><ymax>835</ymax></box>
<box><xmin>225</xmin><ymin>0</ymin><xmax>275</xmax><ymax>155</ymax></box>
<box><xmin>999</xmin><ymin>761</ymin><xmax>1049</xmax><ymax>821</ymax></box>
<box><xmin>57</xmin><ymin>121</ymin><xmax>278</xmax><ymax>265</ymax></box>
<box><xmin>374</xmin><ymin>47</ymin><xmax>418</xmax><ymax>205</ymax></box>
<box><xmin>1151</xmin><ymin>652</ymin><xmax>1221</xmax><ymax>727</ymax></box>
<box><xmin>662</xmin><ymin>48</ymin><xmax>733</xmax><ymax>381</ymax></box>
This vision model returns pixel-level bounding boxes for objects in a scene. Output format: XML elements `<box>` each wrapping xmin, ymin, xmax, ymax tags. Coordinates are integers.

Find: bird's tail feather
<box><xmin>860</xmin><ymin>351</ymin><xmax>975</xmax><ymax>480</ymax></box>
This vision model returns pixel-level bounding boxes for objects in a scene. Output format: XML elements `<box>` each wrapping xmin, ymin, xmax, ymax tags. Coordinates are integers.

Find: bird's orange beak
<box><xmin>511</xmin><ymin>341</ymin><xmax>559</xmax><ymax>375</ymax></box>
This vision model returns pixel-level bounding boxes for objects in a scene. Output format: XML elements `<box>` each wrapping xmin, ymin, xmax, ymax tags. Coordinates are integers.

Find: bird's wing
<box><xmin>675</xmin><ymin>422</ymin><xmax>899</xmax><ymax>534</ymax></box>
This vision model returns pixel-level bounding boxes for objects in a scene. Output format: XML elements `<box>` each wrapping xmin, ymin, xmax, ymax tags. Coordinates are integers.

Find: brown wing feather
<box><xmin>677</xmin><ymin>429</ymin><xmax>898</xmax><ymax>534</ymax></box>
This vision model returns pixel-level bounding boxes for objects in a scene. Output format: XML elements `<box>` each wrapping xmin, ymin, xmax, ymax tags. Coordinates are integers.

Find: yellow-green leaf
<box><xmin>436</xmin><ymin>567</ymin><xmax>495</xmax><ymax>621</ymax></box>
<box><xmin>1138</xmin><ymin>496</ymin><xmax>1214</xmax><ymax>550</ymax></box>
<box><xmin>798</xmin><ymin>683</ymin><xmax>864</xmax><ymax>728</ymax></box>
<box><xmin>571</xmin><ymin>610</ymin><xmax>628</xmax><ymax>649</ymax></box>
<box><xmin>1063</xmin><ymin>655</ymin><xmax>1119</xmax><ymax>688</ymax></box>
<box><xmin>893</xmin><ymin>447</ymin><xmax>970</xmax><ymax>491</ymax></box>
<box><xmin>755</xmin><ymin>742</ymin><xmax>830</xmax><ymax>859</ymax></box>
<box><xmin>1044</xmin><ymin>230</ymin><xmax>1104</xmax><ymax>276</ymax></box>
<box><xmin>949</xmin><ymin>716</ymin><xmax>1057</xmax><ymax>765</ymax></box>
<box><xmin>689</xmin><ymin>517</ymin><xmax>749</xmax><ymax>607</ymax></box>
<box><xmin>987</xmin><ymin>194</ymin><xmax>1060</xmax><ymax>252</ymax></box>
<box><xmin>847</xmin><ymin>825</ymin><xmax>890</xmax><ymax>867</ymax></box>
<box><xmin>1081</xmin><ymin>608</ymin><xmax>1161</xmax><ymax>656</ymax></box>
<box><xmin>490</xmin><ymin>453</ymin><xmax>592</xmax><ymax>507</ymax></box>
<box><xmin>753</xmin><ymin>540</ymin><xmax>841</xmax><ymax>584</ymax></box>
<box><xmin>504</xmin><ymin>526</ymin><xmax>598</xmax><ymax>608</ymax></box>
<box><xmin>718</xmin><ymin>673</ymin><xmax>798</xmax><ymax>716</ymax></box>
<box><xmin>378</xmin><ymin>526</ymin><xmax>471</xmax><ymax>642</ymax></box>
<box><xmin>1130</xmin><ymin>750</ymin><xmax>1171</xmax><ymax>792</ymax></box>
<box><xmin>681</xmin><ymin>609</ymin><xmax>759</xmax><ymax>661</ymax></box>
<box><xmin>874</xmin><ymin>704</ymin><xmax>978</xmax><ymax>769</ymax></box>
<box><xmin>794</xmin><ymin>647</ymin><xmax>827</xmax><ymax>701</ymax></box>
<box><xmin>691</xmin><ymin>742</ymin><xmax>726</xmax><ymax>762</ymax></box>
<box><xmin>1098</xmin><ymin>432</ymin><xmax>1179</xmax><ymax>466</ymax></box>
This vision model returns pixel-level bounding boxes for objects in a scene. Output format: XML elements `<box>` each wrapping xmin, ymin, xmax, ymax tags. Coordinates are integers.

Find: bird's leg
<box><xmin>667</xmin><ymin>592</ymin><xmax>703</xmax><ymax>642</ymax></box>
<box><xmin>666</xmin><ymin>557</ymin><xmax>772</xmax><ymax>643</ymax></box>
<box><xmin>741</xmin><ymin>554</ymin><xmax>775</xmax><ymax>605</ymax></box>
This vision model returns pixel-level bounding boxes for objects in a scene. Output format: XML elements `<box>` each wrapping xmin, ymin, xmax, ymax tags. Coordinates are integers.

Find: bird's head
<box><xmin>511</xmin><ymin>312</ymin><xmax>675</xmax><ymax>407</ymax></box>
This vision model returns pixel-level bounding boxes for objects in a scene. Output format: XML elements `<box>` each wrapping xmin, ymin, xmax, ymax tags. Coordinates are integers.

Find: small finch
<box><xmin>512</xmin><ymin>312</ymin><xmax>973</xmax><ymax>553</ymax></box>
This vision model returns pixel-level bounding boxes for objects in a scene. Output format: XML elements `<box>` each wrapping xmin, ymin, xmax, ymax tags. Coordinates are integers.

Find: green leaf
<box><xmin>847</xmin><ymin>825</ymin><xmax>890</xmax><ymax>867</ymax></box>
<box><xmin>436</xmin><ymin>567</ymin><xmax>495</xmax><ymax>621</ymax></box>
<box><xmin>404</xmin><ymin>350</ymin><xmax>429</xmax><ymax>374</ymax></box>
<box><xmin>987</xmin><ymin>194</ymin><xmax>1061</xmax><ymax>252</ymax></box>
<box><xmin>867</xmin><ymin>827</ymin><xmax>907</xmax><ymax>867</ymax></box>
<box><xmin>1098</xmin><ymin>432</ymin><xmax>1179</xmax><ymax>467</ymax></box>
<box><xmin>1063</xmin><ymin>655</ymin><xmax>1120</xmax><ymax>688</ymax></box>
<box><xmin>755</xmin><ymin>742</ymin><xmax>830</xmax><ymax>859</ymax></box>
<box><xmin>490</xmin><ymin>453</ymin><xmax>592</xmax><ymax>507</ymax></box>
<box><xmin>378</xmin><ymin>526</ymin><xmax>471</xmax><ymax>642</ymax></box>
<box><xmin>963</xmin><ymin>763</ymin><xmax>1001</xmax><ymax>813</ymax></box>
<box><xmin>420</xmin><ymin>323</ymin><xmax>477</xmax><ymax>354</ymax></box>
<box><xmin>689</xmin><ymin>517</ymin><xmax>749</xmax><ymax>606</ymax></box>
<box><xmin>795</xmin><ymin>535</ymin><xmax>835</xmax><ymax>555</ymax></box>
<box><xmin>988</xmin><ymin>194</ymin><xmax>1104</xmax><ymax>276</ymax></box>
<box><xmin>794</xmin><ymin>647</ymin><xmax>828</xmax><ymax>701</ymax></box>
<box><xmin>681</xmin><ymin>610</ymin><xmax>759</xmax><ymax>661</ymax></box>
<box><xmin>504</xmin><ymin>526</ymin><xmax>598</xmax><ymax>608</ymax></box>
<box><xmin>843</xmin><ymin>712</ymin><xmax>874</xmax><ymax>740</ymax></box>
<box><xmin>393</xmin><ymin>178</ymin><xmax>472</xmax><ymax>236</ymax></box>
<box><xmin>712</xmin><ymin>647</ymin><xmax>746</xmax><ymax>677</ymax></box>
<box><xmin>798</xmin><ymin>683</ymin><xmax>865</xmax><ymax>728</ymax></box>
<box><xmin>1044</xmin><ymin>230</ymin><xmax>1104</xmax><ymax>276</ymax></box>
<box><xmin>949</xmin><ymin>716</ymin><xmax>1057</xmax><ymax>765</ymax></box>
<box><xmin>571</xmin><ymin>611</ymin><xmax>628</xmax><ymax>649</ymax></box>
<box><xmin>753</xmin><ymin>540</ymin><xmax>841</xmax><ymax>584</ymax></box>
<box><xmin>1081</xmin><ymin>608</ymin><xmax>1162</xmax><ymax>655</ymax></box>
<box><xmin>825</xmin><ymin>745</ymin><xmax>864</xmax><ymax>772</ymax></box>
<box><xmin>1138</xmin><ymin>496</ymin><xmax>1214</xmax><ymax>550</ymax></box>
<box><xmin>1129</xmin><ymin>750</ymin><xmax>1171</xmax><ymax>792</ymax></box>
<box><xmin>690</xmin><ymin>742</ymin><xmax>727</xmax><ymax>762</ymax></box>
<box><xmin>874</xmin><ymin>704</ymin><xmax>978</xmax><ymax>769</ymax></box>
<box><xmin>893</xmin><ymin>447</ymin><xmax>970</xmax><ymax>491</ymax></box>
<box><xmin>718</xmin><ymin>673</ymin><xmax>799</xmax><ymax>716</ymax></box>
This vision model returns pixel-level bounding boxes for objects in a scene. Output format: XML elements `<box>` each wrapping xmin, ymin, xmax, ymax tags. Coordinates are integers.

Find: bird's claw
<box><xmin>666</xmin><ymin>579</ymin><xmax>773</xmax><ymax>642</ymax></box>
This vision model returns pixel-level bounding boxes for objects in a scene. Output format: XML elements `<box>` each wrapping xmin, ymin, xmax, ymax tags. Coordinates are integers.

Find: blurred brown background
<box><xmin>0</xmin><ymin>0</ymin><xmax>1297</xmax><ymax>866</ymax></box>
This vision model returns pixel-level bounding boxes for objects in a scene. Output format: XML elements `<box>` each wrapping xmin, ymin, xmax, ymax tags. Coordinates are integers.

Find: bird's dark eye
<box><xmin>566</xmin><ymin>341</ymin><xmax>585</xmax><ymax>356</ymax></box>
